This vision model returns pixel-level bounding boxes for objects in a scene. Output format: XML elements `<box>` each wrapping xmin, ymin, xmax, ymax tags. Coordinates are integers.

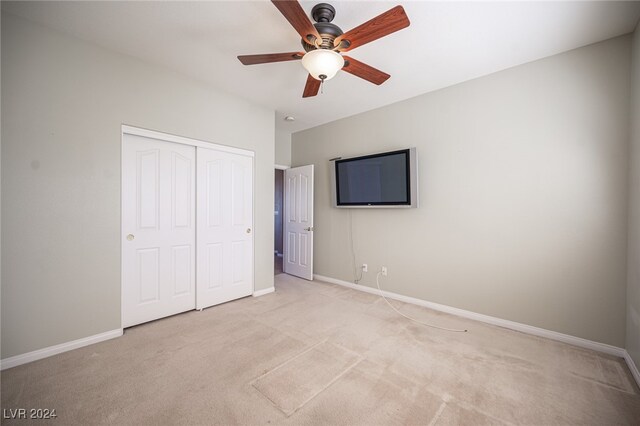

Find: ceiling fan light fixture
<box><xmin>301</xmin><ymin>49</ymin><xmax>344</xmax><ymax>81</ymax></box>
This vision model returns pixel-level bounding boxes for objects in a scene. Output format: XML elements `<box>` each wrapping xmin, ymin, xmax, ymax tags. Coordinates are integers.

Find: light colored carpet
<box><xmin>2</xmin><ymin>274</ymin><xmax>639</xmax><ymax>425</ymax></box>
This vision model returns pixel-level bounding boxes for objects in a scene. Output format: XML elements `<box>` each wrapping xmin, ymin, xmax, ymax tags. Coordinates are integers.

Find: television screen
<box><xmin>334</xmin><ymin>149</ymin><xmax>416</xmax><ymax>207</ymax></box>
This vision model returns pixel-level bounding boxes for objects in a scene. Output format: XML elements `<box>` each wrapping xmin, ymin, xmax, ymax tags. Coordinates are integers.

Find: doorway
<box><xmin>274</xmin><ymin>168</ymin><xmax>284</xmax><ymax>275</ymax></box>
<box><xmin>274</xmin><ymin>164</ymin><xmax>315</xmax><ymax>280</ymax></box>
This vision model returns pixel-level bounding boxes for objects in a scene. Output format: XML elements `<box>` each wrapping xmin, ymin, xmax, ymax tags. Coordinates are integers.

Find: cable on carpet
<box><xmin>375</xmin><ymin>272</ymin><xmax>468</xmax><ymax>333</ymax></box>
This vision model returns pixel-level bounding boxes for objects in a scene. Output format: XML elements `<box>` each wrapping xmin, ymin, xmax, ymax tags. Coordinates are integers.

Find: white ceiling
<box><xmin>4</xmin><ymin>1</ymin><xmax>640</xmax><ymax>134</ymax></box>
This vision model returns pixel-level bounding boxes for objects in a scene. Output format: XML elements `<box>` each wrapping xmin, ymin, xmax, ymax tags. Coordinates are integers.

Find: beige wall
<box><xmin>293</xmin><ymin>36</ymin><xmax>631</xmax><ymax>347</ymax></box>
<box><xmin>628</xmin><ymin>23</ymin><xmax>640</xmax><ymax>369</ymax></box>
<box><xmin>1</xmin><ymin>13</ymin><xmax>275</xmax><ymax>359</ymax></box>
<box><xmin>275</xmin><ymin>127</ymin><xmax>291</xmax><ymax>167</ymax></box>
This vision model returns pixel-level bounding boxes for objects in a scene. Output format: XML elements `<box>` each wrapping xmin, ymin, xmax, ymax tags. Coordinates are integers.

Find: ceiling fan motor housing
<box><xmin>302</xmin><ymin>3</ymin><xmax>344</xmax><ymax>51</ymax></box>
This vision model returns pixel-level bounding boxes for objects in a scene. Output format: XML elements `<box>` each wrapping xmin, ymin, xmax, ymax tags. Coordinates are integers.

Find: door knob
<box><xmin>126</xmin><ymin>234</ymin><xmax>135</xmax><ymax>241</ymax></box>
<box><xmin>304</xmin><ymin>227</ymin><xmax>314</xmax><ymax>232</ymax></box>
<box><xmin>246</xmin><ymin>228</ymin><xmax>252</xmax><ymax>234</ymax></box>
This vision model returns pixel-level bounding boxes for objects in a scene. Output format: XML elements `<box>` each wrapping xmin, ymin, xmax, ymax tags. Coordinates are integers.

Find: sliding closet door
<box><xmin>122</xmin><ymin>134</ymin><xmax>196</xmax><ymax>327</ymax></box>
<box><xmin>196</xmin><ymin>147</ymin><xmax>254</xmax><ymax>309</ymax></box>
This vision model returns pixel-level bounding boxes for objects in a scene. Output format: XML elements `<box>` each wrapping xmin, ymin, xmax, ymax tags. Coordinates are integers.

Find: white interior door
<box><xmin>284</xmin><ymin>165</ymin><xmax>314</xmax><ymax>280</ymax></box>
<box><xmin>122</xmin><ymin>134</ymin><xmax>196</xmax><ymax>327</ymax></box>
<box><xmin>197</xmin><ymin>147</ymin><xmax>254</xmax><ymax>309</ymax></box>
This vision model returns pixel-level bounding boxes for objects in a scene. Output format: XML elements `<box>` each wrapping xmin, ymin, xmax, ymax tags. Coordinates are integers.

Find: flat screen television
<box><xmin>331</xmin><ymin>148</ymin><xmax>418</xmax><ymax>208</ymax></box>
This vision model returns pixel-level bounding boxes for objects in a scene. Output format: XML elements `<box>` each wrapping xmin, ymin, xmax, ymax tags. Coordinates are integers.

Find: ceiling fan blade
<box><xmin>342</xmin><ymin>56</ymin><xmax>390</xmax><ymax>85</ymax></box>
<box><xmin>272</xmin><ymin>0</ymin><xmax>322</xmax><ymax>46</ymax></box>
<box><xmin>334</xmin><ymin>5</ymin><xmax>410</xmax><ymax>52</ymax></box>
<box><xmin>238</xmin><ymin>52</ymin><xmax>304</xmax><ymax>65</ymax></box>
<box><xmin>302</xmin><ymin>74</ymin><xmax>321</xmax><ymax>98</ymax></box>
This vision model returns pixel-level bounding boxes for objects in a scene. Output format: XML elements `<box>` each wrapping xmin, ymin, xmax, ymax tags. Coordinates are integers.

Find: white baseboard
<box><xmin>253</xmin><ymin>287</ymin><xmax>275</xmax><ymax>297</ymax></box>
<box><xmin>624</xmin><ymin>351</ymin><xmax>640</xmax><ymax>388</ymax></box>
<box><xmin>0</xmin><ymin>328</ymin><xmax>123</xmax><ymax>371</ymax></box>
<box><xmin>313</xmin><ymin>274</ymin><xmax>626</xmax><ymax>358</ymax></box>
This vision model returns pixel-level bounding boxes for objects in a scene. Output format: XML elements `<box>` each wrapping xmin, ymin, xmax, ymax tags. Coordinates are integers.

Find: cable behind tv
<box><xmin>348</xmin><ymin>210</ymin><xmax>363</xmax><ymax>284</ymax></box>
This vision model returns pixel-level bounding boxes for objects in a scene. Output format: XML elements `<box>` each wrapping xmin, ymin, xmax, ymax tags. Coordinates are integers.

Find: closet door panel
<box><xmin>197</xmin><ymin>148</ymin><xmax>254</xmax><ymax>309</ymax></box>
<box><xmin>122</xmin><ymin>134</ymin><xmax>196</xmax><ymax>327</ymax></box>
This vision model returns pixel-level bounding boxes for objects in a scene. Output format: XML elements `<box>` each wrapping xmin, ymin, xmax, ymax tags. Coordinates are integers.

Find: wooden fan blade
<box><xmin>342</xmin><ymin>56</ymin><xmax>390</xmax><ymax>85</ymax></box>
<box><xmin>302</xmin><ymin>74</ymin><xmax>321</xmax><ymax>98</ymax></box>
<box><xmin>272</xmin><ymin>0</ymin><xmax>321</xmax><ymax>46</ymax></box>
<box><xmin>334</xmin><ymin>5</ymin><xmax>410</xmax><ymax>52</ymax></box>
<box><xmin>238</xmin><ymin>52</ymin><xmax>304</xmax><ymax>65</ymax></box>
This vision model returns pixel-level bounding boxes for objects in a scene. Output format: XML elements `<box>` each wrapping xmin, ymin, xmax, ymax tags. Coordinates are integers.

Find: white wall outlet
<box><xmin>381</xmin><ymin>266</ymin><xmax>388</xmax><ymax>276</ymax></box>
<box><xmin>362</xmin><ymin>264</ymin><xmax>368</xmax><ymax>272</ymax></box>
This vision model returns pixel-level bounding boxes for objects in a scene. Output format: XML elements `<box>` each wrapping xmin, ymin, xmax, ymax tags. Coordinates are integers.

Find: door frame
<box><xmin>120</xmin><ymin>124</ymin><xmax>255</xmax><ymax>328</ymax></box>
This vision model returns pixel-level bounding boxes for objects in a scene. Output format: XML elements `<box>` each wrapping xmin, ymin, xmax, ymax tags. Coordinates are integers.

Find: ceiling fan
<box><xmin>238</xmin><ymin>1</ymin><xmax>410</xmax><ymax>98</ymax></box>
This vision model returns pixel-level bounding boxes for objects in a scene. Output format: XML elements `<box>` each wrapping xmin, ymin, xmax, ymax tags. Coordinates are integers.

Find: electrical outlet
<box><xmin>381</xmin><ymin>266</ymin><xmax>388</xmax><ymax>276</ymax></box>
<box><xmin>362</xmin><ymin>264</ymin><xmax>368</xmax><ymax>272</ymax></box>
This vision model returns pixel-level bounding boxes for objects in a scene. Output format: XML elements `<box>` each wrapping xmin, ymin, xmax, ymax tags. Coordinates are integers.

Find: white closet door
<box><xmin>122</xmin><ymin>134</ymin><xmax>196</xmax><ymax>327</ymax></box>
<box><xmin>284</xmin><ymin>165</ymin><xmax>314</xmax><ymax>280</ymax></box>
<box><xmin>197</xmin><ymin>148</ymin><xmax>254</xmax><ymax>309</ymax></box>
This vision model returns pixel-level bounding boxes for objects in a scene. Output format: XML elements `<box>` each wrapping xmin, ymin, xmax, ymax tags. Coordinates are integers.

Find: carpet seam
<box><xmin>249</xmin><ymin>339</ymin><xmax>328</xmax><ymax>385</ymax></box>
<box><xmin>250</xmin><ymin>340</ymin><xmax>364</xmax><ymax>417</ymax></box>
<box><xmin>283</xmin><ymin>357</ymin><xmax>364</xmax><ymax>417</ymax></box>
<box><xmin>427</xmin><ymin>400</ymin><xmax>447</xmax><ymax>426</ymax></box>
